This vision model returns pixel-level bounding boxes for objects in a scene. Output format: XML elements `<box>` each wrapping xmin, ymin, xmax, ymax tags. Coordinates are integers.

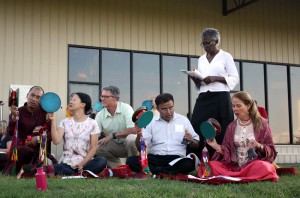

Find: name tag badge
<box><xmin>175</xmin><ymin>125</ymin><xmax>184</xmax><ymax>133</ymax></box>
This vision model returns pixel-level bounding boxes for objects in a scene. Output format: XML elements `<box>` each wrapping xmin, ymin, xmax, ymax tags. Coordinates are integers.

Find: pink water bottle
<box><xmin>35</xmin><ymin>167</ymin><xmax>48</xmax><ymax>191</ymax></box>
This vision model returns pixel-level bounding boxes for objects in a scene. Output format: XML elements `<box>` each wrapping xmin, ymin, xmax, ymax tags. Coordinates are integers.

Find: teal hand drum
<box><xmin>93</xmin><ymin>101</ymin><xmax>103</xmax><ymax>112</ymax></box>
<box><xmin>132</xmin><ymin>106</ymin><xmax>154</xmax><ymax>128</ymax></box>
<box><xmin>40</xmin><ymin>92</ymin><xmax>61</xmax><ymax>113</ymax></box>
<box><xmin>200</xmin><ymin>118</ymin><xmax>221</xmax><ymax>140</ymax></box>
<box><xmin>141</xmin><ymin>100</ymin><xmax>153</xmax><ymax>111</ymax></box>
<box><xmin>137</xmin><ymin>111</ymin><xmax>153</xmax><ymax>128</ymax></box>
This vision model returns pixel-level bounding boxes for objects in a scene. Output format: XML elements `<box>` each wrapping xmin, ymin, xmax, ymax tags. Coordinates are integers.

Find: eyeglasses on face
<box><xmin>100</xmin><ymin>95</ymin><xmax>114</xmax><ymax>99</ymax></box>
<box><xmin>200</xmin><ymin>41</ymin><xmax>215</xmax><ymax>47</ymax></box>
<box><xmin>159</xmin><ymin>106</ymin><xmax>174</xmax><ymax>113</ymax></box>
<box><xmin>29</xmin><ymin>93</ymin><xmax>42</xmax><ymax>100</ymax></box>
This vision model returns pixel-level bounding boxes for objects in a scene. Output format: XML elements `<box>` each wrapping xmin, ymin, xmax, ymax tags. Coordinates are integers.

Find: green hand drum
<box><xmin>132</xmin><ymin>106</ymin><xmax>154</xmax><ymax>128</ymax></box>
<box><xmin>200</xmin><ymin>118</ymin><xmax>221</xmax><ymax>140</ymax></box>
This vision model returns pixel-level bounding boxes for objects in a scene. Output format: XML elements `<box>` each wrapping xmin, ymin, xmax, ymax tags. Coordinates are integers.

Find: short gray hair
<box><xmin>201</xmin><ymin>28</ymin><xmax>221</xmax><ymax>44</ymax></box>
<box><xmin>102</xmin><ymin>86</ymin><xmax>120</xmax><ymax>98</ymax></box>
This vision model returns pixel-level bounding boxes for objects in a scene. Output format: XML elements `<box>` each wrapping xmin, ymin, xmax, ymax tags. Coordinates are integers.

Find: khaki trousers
<box><xmin>95</xmin><ymin>134</ymin><xmax>138</xmax><ymax>168</ymax></box>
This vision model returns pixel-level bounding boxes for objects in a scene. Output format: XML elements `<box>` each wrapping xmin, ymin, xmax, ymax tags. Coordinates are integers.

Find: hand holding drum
<box><xmin>200</xmin><ymin>118</ymin><xmax>221</xmax><ymax>140</ymax></box>
<box><xmin>39</xmin><ymin>92</ymin><xmax>61</xmax><ymax>113</ymax></box>
<box><xmin>132</xmin><ymin>106</ymin><xmax>154</xmax><ymax>128</ymax></box>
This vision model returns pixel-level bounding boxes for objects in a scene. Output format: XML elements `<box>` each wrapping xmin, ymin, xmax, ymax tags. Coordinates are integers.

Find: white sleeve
<box><xmin>58</xmin><ymin>119</ymin><xmax>66</xmax><ymax>129</ymax></box>
<box><xmin>142</xmin><ymin>123</ymin><xmax>153</xmax><ymax>146</ymax></box>
<box><xmin>91</xmin><ymin>119</ymin><xmax>100</xmax><ymax>135</ymax></box>
<box><xmin>185</xmin><ymin>118</ymin><xmax>199</xmax><ymax>141</ymax></box>
<box><xmin>224</xmin><ymin>52</ymin><xmax>239</xmax><ymax>90</ymax></box>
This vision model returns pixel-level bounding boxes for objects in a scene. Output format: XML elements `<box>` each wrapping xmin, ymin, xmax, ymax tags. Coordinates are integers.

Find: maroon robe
<box><xmin>207</xmin><ymin>119</ymin><xmax>278</xmax><ymax>182</ymax></box>
<box><xmin>7</xmin><ymin>103</ymin><xmax>53</xmax><ymax>172</ymax></box>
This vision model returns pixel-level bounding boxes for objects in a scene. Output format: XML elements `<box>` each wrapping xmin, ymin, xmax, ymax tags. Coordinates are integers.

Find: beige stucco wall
<box><xmin>0</xmin><ymin>0</ymin><xmax>299</xmax><ymax>158</ymax></box>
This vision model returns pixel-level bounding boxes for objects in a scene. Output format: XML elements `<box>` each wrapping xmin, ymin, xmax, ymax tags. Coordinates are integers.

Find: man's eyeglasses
<box><xmin>100</xmin><ymin>95</ymin><xmax>114</xmax><ymax>99</ymax></box>
<box><xmin>29</xmin><ymin>93</ymin><xmax>42</xmax><ymax>100</ymax></box>
<box><xmin>200</xmin><ymin>41</ymin><xmax>214</xmax><ymax>47</ymax></box>
<box><xmin>159</xmin><ymin>106</ymin><xmax>174</xmax><ymax>113</ymax></box>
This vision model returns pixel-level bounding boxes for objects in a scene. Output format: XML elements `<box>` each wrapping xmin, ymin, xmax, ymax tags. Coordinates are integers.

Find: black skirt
<box><xmin>189</xmin><ymin>91</ymin><xmax>234</xmax><ymax>158</ymax></box>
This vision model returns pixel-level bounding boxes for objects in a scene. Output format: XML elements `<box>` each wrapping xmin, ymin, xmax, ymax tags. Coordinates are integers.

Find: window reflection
<box><xmin>233</xmin><ymin>62</ymin><xmax>241</xmax><ymax>92</ymax></box>
<box><xmin>162</xmin><ymin>55</ymin><xmax>188</xmax><ymax>116</ymax></box>
<box><xmin>242</xmin><ymin>63</ymin><xmax>265</xmax><ymax>107</ymax></box>
<box><xmin>102</xmin><ymin>50</ymin><xmax>130</xmax><ymax>104</ymax></box>
<box><xmin>69</xmin><ymin>84</ymin><xmax>100</xmax><ymax>109</ymax></box>
<box><xmin>69</xmin><ymin>47</ymin><xmax>99</xmax><ymax>82</ymax></box>
<box><xmin>267</xmin><ymin>65</ymin><xmax>289</xmax><ymax>144</ymax></box>
<box><xmin>190</xmin><ymin>57</ymin><xmax>199</xmax><ymax>118</ymax></box>
<box><xmin>68</xmin><ymin>46</ymin><xmax>299</xmax><ymax>145</ymax></box>
<box><xmin>290</xmin><ymin>67</ymin><xmax>300</xmax><ymax>144</ymax></box>
<box><xmin>132</xmin><ymin>53</ymin><xmax>160</xmax><ymax>110</ymax></box>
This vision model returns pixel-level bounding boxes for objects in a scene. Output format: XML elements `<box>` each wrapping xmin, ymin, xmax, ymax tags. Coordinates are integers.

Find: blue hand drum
<box><xmin>93</xmin><ymin>101</ymin><xmax>103</xmax><ymax>112</ymax></box>
<box><xmin>141</xmin><ymin>100</ymin><xmax>153</xmax><ymax>111</ymax></box>
<box><xmin>40</xmin><ymin>92</ymin><xmax>61</xmax><ymax>113</ymax></box>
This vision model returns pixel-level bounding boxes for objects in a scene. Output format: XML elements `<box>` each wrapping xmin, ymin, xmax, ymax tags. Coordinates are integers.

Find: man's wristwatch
<box><xmin>112</xmin><ymin>132</ymin><xmax>117</xmax><ymax>139</ymax></box>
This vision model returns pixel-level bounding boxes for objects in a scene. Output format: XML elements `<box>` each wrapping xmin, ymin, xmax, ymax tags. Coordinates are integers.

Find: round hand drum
<box><xmin>141</xmin><ymin>100</ymin><xmax>153</xmax><ymax>111</ymax></box>
<box><xmin>132</xmin><ymin>106</ymin><xmax>154</xmax><ymax>128</ymax></box>
<box><xmin>200</xmin><ymin>118</ymin><xmax>221</xmax><ymax>140</ymax></box>
<box><xmin>137</xmin><ymin>111</ymin><xmax>153</xmax><ymax>128</ymax></box>
<box><xmin>40</xmin><ymin>92</ymin><xmax>61</xmax><ymax>113</ymax></box>
<box><xmin>93</xmin><ymin>101</ymin><xmax>103</xmax><ymax>112</ymax></box>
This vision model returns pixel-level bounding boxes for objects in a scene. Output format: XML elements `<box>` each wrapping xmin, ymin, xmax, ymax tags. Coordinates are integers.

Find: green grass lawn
<box><xmin>0</xmin><ymin>166</ymin><xmax>299</xmax><ymax>198</ymax></box>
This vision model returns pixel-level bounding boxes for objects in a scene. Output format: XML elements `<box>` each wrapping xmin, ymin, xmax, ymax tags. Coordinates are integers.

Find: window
<box><xmin>69</xmin><ymin>47</ymin><xmax>100</xmax><ymax>106</ymax></box>
<box><xmin>233</xmin><ymin>61</ymin><xmax>241</xmax><ymax>92</ymax></box>
<box><xmin>162</xmin><ymin>55</ymin><xmax>188</xmax><ymax>116</ymax></box>
<box><xmin>190</xmin><ymin>57</ymin><xmax>199</xmax><ymax>118</ymax></box>
<box><xmin>242</xmin><ymin>62</ymin><xmax>265</xmax><ymax>107</ymax></box>
<box><xmin>68</xmin><ymin>45</ymin><xmax>299</xmax><ymax>145</ymax></box>
<box><xmin>267</xmin><ymin>64</ymin><xmax>289</xmax><ymax>144</ymax></box>
<box><xmin>69</xmin><ymin>47</ymin><xmax>99</xmax><ymax>83</ymax></box>
<box><xmin>69</xmin><ymin>84</ymin><xmax>99</xmax><ymax>105</ymax></box>
<box><xmin>290</xmin><ymin>66</ymin><xmax>300</xmax><ymax>144</ymax></box>
<box><xmin>132</xmin><ymin>53</ymin><xmax>160</xmax><ymax>110</ymax></box>
<box><xmin>102</xmin><ymin>50</ymin><xmax>131</xmax><ymax>104</ymax></box>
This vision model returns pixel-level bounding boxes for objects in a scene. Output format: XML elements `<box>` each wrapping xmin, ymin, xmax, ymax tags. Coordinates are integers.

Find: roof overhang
<box><xmin>222</xmin><ymin>0</ymin><xmax>259</xmax><ymax>16</ymax></box>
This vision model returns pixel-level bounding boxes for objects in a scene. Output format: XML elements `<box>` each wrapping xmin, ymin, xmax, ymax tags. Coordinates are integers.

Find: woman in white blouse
<box><xmin>49</xmin><ymin>92</ymin><xmax>107</xmax><ymax>176</ymax></box>
<box><xmin>189</xmin><ymin>28</ymin><xmax>240</xmax><ymax>159</ymax></box>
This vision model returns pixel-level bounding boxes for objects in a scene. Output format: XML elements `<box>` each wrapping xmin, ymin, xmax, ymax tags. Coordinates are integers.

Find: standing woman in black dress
<box><xmin>189</xmin><ymin>28</ymin><xmax>239</xmax><ymax>159</ymax></box>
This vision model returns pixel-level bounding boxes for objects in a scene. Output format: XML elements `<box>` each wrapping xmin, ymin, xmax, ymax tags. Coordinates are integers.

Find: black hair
<box><xmin>155</xmin><ymin>93</ymin><xmax>174</xmax><ymax>106</ymax></box>
<box><xmin>73</xmin><ymin>92</ymin><xmax>92</xmax><ymax>115</ymax></box>
<box><xmin>89</xmin><ymin>113</ymin><xmax>96</xmax><ymax>119</ymax></box>
<box><xmin>28</xmin><ymin>86</ymin><xmax>44</xmax><ymax>94</ymax></box>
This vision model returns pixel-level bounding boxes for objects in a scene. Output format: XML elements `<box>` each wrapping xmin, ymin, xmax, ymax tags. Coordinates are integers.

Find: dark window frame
<box><xmin>68</xmin><ymin>45</ymin><xmax>300</xmax><ymax>144</ymax></box>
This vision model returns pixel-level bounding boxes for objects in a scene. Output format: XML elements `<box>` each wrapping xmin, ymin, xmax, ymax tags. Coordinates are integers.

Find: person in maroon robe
<box><xmin>205</xmin><ymin>91</ymin><xmax>278</xmax><ymax>182</ymax></box>
<box><xmin>255</xmin><ymin>100</ymin><xmax>268</xmax><ymax>120</ymax></box>
<box><xmin>6</xmin><ymin>86</ymin><xmax>56</xmax><ymax>173</ymax></box>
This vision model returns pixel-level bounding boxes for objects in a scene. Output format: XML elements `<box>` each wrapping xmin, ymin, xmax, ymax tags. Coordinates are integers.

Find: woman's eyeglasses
<box><xmin>200</xmin><ymin>41</ymin><xmax>214</xmax><ymax>47</ymax></box>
